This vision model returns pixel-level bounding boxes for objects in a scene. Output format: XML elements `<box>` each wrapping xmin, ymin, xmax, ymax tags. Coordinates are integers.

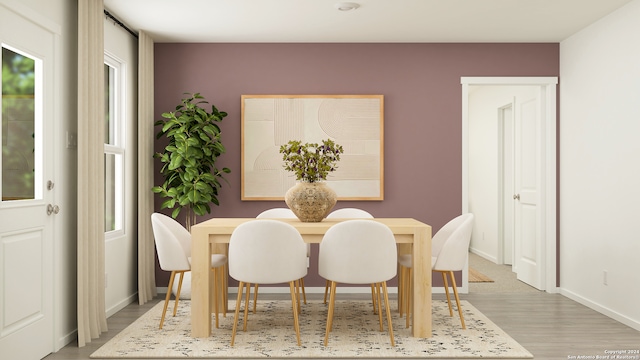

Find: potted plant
<box><xmin>153</xmin><ymin>93</ymin><xmax>230</xmax><ymax>230</ymax></box>
<box><xmin>279</xmin><ymin>139</ymin><xmax>344</xmax><ymax>222</ymax></box>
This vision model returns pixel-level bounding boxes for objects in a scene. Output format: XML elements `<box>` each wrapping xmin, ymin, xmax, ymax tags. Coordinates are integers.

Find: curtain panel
<box><xmin>137</xmin><ymin>30</ymin><xmax>157</xmax><ymax>305</ymax></box>
<box><xmin>77</xmin><ymin>0</ymin><xmax>107</xmax><ymax>347</ymax></box>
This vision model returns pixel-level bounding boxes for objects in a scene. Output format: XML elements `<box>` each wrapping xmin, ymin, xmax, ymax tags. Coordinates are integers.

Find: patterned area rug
<box><xmin>91</xmin><ymin>299</ymin><xmax>532</xmax><ymax>358</ymax></box>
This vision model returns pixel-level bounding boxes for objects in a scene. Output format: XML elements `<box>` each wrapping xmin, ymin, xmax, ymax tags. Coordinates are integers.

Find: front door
<box><xmin>0</xmin><ymin>4</ymin><xmax>56</xmax><ymax>359</ymax></box>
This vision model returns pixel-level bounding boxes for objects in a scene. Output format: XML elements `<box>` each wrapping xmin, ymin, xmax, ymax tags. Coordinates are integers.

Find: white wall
<box><xmin>560</xmin><ymin>0</ymin><xmax>640</xmax><ymax>330</ymax></box>
<box><xmin>468</xmin><ymin>85</ymin><xmax>537</xmax><ymax>262</ymax></box>
<box><xmin>103</xmin><ymin>18</ymin><xmax>138</xmax><ymax>316</ymax></box>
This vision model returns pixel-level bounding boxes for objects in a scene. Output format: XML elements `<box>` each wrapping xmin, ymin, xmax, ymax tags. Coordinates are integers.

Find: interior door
<box><xmin>0</xmin><ymin>4</ymin><xmax>56</xmax><ymax>359</ymax></box>
<box><xmin>499</xmin><ymin>103</ymin><xmax>514</xmax><ymax>265</ymax></box>
<box><xmin>513</xmin><ymin>95</ymin><xmax>543</xmax><ymax>289</ymax></box>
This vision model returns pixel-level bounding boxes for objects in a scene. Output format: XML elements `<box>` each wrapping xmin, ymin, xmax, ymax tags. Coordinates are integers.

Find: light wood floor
<box><xmin>45</xmin><ymin>260</ymin><xmax>639</xmax><ymax>360</ymax></box>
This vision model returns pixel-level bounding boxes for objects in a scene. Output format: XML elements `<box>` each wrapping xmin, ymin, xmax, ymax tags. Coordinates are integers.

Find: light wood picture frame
<box><xmin>241</xmin><ymin>94</ymin><xmax>384</xmax><ymax>201</ymax></box>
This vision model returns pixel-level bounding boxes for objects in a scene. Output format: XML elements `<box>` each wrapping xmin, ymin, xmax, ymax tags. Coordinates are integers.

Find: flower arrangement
<box><xmin>279</xmin><ymin>139</ymin><xmax>344</xmax><ymax>183</ymax></box>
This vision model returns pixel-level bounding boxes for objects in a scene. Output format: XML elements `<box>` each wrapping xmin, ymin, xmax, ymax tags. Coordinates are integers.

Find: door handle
<box><xmin>513</xmin><ymin>194</ymin><xmax>520</xmax><ymax>200</ymax></box>
<box><xmin>47</xmin><ymin>204</ymin><xmax>60</xmax><ymax>215</ymax></box>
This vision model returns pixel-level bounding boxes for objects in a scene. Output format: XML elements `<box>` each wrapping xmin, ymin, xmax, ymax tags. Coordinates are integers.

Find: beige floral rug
<box><xmin>91</xmin><ymin>299</ymin><xmax>532</xmax><ymax>358</ymax></box>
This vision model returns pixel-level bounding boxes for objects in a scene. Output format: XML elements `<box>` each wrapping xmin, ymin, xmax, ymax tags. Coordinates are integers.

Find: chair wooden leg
<box><xmin>375</xmin><ymin>283</ymin><xmax>384</xmax><ymax>331</ymax></box>
<box><xmin>289</xmin><ymin>281</ymin><xmax>302</xmax><ymax>346</ymax></box>
<box><xmin>448</xmin><ymin>271</ymin><xmax>466</xmax><ymax>329</ymax></box>
<box><xmin>253</xmin><ymin>284</ymin><xmax>258</xmax><ymax>313</ymax></box>
<box><xmin>300</xmin><ymin>278</ymin><xmax>307</xmax><ymax>304</ymax></box>
<box><xmin>371</xmin><ymin>283</ymin><xmax>378</xmax><ymax>314</ymax></box>
<box><xmin>230</xmin><ymin>281</ymin><xmax>245</xmax><ymax>346</ymax></box>
<box><xmin>323</xmin><ymin>280</ymin><xmax>330</xmax><ymax>304</ymax></box>
<box><xmin>440</xmin><ymin>271</ymin><xmax>454</xmax><ymax>316</ymax></box>
<box><xmin>382</xmin><ymin>281</ymin><xmax>395</xmax><ymax>346</ymax></box>
<box><xmin>173</xmin><ymin>271</ymin><xmax>185</xmax><ymax>317</ymax></box>
<box><xmin>160</xmin><ymin>271</ymin><xmax>177</xmax><ymax>329</ymax></box>
<box><xmin>220</xmin><ymin>267</ymin><xmax>227</xmax><ymax>317</ymax></box>
<box><xmin>324</xmin><ymin>281</ymin><xmax>337</xmax><ymax>346</ymax></box>
<box><xmin>243</xmin><ymin>282</ymin><xmax>251</xmax><ymax>331</ymax></box>
<box><xmin>294</xmin><ymin>279</ymin><xmax>301</xmax><ymax>313</ymax></box>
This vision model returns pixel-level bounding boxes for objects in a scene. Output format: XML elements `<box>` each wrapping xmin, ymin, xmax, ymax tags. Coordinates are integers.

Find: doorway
<box><xmin>461</xmin><ymin>77</ymin><xmax>558</xmax><ymax>293</ymax></box>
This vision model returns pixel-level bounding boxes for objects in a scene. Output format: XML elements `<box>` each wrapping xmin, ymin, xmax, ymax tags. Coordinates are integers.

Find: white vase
<box><xmin>284</xmin><ymin>182</ymin><xmax>337</xmax><ymax>222</ymax></box>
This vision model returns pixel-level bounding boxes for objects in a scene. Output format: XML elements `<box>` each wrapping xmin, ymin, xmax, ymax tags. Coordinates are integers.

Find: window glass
<box><xmin>2</xmin><ymin>46</ymin><xmax>36</xmax><ymax>201</ymax></box>
<box><xmin>103</xmin><ymin>59</ymin><xmax>123</xmax><ymax>234</ymax></box>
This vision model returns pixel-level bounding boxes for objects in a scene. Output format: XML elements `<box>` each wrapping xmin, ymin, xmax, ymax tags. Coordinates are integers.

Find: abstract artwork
<box><xmin>241</xmin><ymin>95</ymin><xmax>384</xmax><ymax>200</ymax></box>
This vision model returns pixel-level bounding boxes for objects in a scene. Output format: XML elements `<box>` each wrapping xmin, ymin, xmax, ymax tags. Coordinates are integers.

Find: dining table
<box><xmin>190</xmin><ymin>217</ymin><xmax>432</xmax><ymax>338</ymax></box>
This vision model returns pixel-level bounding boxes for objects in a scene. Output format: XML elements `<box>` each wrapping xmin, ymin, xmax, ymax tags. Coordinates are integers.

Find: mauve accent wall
<box><xmin>154</xmin><ymin>43</ymin><xmax>559</xmax><ymax>288</ymax></box>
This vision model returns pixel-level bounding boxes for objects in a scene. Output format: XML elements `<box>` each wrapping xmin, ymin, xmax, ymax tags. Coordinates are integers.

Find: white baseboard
<box><xmin>469</xmin><ymin>247</ymin><xmax>498</xmax><ymax>263</ymax></box>
<box><xmin>55</xmin><ymin>329</ymin><xmax>77</xmax><ymax>352</ymax></box>
<box><xmin>560</xmin><ymin>288</ymin><xmax>640</xmax><ymax>331</ymax></box>
<box><xmin>106</xmin><ymin>293</ymin><xmax>138</xmax><ymax>318</ymax></box>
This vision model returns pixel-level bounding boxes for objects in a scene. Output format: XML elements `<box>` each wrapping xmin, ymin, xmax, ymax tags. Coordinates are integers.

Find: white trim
<box><xmin>561</xmin><ymin>289</ymin><xmax>640</xmax><ymax>331</ymax></box>
<box><xmin>0</xmin><ymin>0</ymin><xmax>61</xmax><ymax>35</ymax></box>
<box><xmin>461</xmin><ymin>76</ymin><xmax>558</xmax><ymax>294</ymax></box>
<box><xmin>461</xmin><ymin>77</ymin><xmax>558</xmax><ymax>86</ymax></box>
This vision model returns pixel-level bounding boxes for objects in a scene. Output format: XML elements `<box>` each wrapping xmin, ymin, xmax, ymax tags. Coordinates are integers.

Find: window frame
<box><xmin>103</xmin><ymin>52</ymin><xmax>126</xmax><ymax>239</ymax></box>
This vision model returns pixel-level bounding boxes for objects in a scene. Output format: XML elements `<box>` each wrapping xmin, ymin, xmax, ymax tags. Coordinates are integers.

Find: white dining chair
<box><xmin>151</xmin><ymin>213</ymin><xmax>227</xmax><ymax>329</ymax></box>
<box><xmin>324</xmin><ymin>208</ymin><xmax>376</xmax><ymax>309</ymax></box>
<box><xmin>228</xmin><ymin>219</ymin><xmax>308</xmax><ymax>346</ymax></box>
<box><xmin>319</xmin><ymin>220</ymin><xmax>397</xmax><ymax>346</ymax></box>
<box><xmin>326</xmin><ymin>207</ymin><xmax>374</xmax><ymax>219</ymax></box>
<box><xmin>254</xmin><ymin>208</ymin><xmax>308</xmax><ymax>308</ymax></box>
<box><xmin>398</xmin><ymin>213</ymin><xmax>474</xmax><ymax>329</ymax></box>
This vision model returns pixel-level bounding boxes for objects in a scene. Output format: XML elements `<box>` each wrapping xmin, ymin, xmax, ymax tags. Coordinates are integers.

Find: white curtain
<box><xmin>77</xmin><ymin>0</ymin><xmax>107</xmax><ymax>347</ymax></box>
<box><xmin>137</xmin><ymin>30</ymin><xmax>157</xmax><ymax>305</ymax></box>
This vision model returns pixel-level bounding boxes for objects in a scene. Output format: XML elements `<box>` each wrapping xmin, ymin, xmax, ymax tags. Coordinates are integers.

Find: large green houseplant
<box><xmin>153</xmin><ymin>93</ymin><xmax>230</xmax><ymax>230</ymax></box>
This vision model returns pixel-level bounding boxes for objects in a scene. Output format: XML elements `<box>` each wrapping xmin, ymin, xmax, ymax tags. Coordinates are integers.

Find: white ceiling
<box><xmin>103</xmin><ymin>0</ymin><xmax>633</xmax><ymax>43</ymax></box>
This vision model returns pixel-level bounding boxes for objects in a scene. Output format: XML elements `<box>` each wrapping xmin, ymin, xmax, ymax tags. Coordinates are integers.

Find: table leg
<box><xmin>411</xmin><ymin>225</ymin><xmax>432</xmax><ymax>337</ymax></box>
<box><xmin>191</xmin><ymin>227</ymin><xmax>211</xmax><ymax>337</ymax></box>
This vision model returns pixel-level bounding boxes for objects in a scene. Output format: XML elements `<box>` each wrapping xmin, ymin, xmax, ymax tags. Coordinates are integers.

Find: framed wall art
<box><xmin>241</xmin><ymin>94</ymin><xmax>384</xmax><ymax>201</ymax></box>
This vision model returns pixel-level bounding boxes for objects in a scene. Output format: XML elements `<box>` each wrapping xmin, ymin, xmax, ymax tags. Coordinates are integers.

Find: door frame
<box><xmin>461</xmin><ymin>76</ymin><xmax>558</xmax><ymax>293</ymax></box>
<box><xmin>497</xmin><ymin>101</ymin><xmax>514</xmax><ymax>266</ymax></box>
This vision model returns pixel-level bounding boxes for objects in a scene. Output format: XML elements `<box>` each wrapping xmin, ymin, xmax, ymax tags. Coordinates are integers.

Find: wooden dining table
<box><xmin>190</xmin><ymin>217</ymin><xmax>432</xmax><ymax>338</ymax></box>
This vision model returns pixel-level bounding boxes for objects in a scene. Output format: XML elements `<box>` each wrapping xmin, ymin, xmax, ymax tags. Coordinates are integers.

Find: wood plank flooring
<box><xmin>44</xmin><ymin>291</ymin><xmax>639</xmax><ymax>360</ymax></box>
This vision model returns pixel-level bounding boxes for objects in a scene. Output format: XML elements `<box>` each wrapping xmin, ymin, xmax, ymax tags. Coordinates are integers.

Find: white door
<box><xmin>513</xmin><ymin>95</ymin><xmax>543</xmax><ymax>289</ymax></box>
<box><xmin>0</xmin><ymin>4</ymin><xmax>56</xmax><ymax>359</ymax></box>
<box><xmin>499</xmin><ymin>103</ymin><xmax>514</xmax><ymax>265</ymax></box>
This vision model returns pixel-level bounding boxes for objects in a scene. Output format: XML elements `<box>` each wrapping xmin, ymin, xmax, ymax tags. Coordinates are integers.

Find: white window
<box><xmin>104</xmin><ymin>53</ymin><xmax>125</xmax><ymax>236</ymax></box>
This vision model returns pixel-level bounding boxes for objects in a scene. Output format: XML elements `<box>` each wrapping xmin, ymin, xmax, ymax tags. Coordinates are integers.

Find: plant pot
<box><xmin>285</xmin><ymin>182</ymin><xmax>337</xmax><ymax>222</ymax></box>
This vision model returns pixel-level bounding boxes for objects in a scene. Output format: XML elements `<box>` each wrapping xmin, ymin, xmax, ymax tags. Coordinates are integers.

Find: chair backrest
<box><xmin>326</xmin><ymin>208</ymin><xmax>374</xmax><ymax>219</ymax></box>
<box><xmin>431</xmin><ymin>213</ymin><xmax>473</xmax><ymax>261</ymax></box>
<box><xmin>318</xmin><ymin>220</ymin><xmax>397</xmax><ymax>284</ymax></box>
<box><xmin>257</xmin><ymin>208</ymin><xmax>310</xmax><ymax>256</ymax></box>
<box><xmin>228</xmin><ymin>219</ymin><xmax>307</xmax><ymax>284</ymax></box>
<box><xmin>151</xmin><ymin>213</ymin><xmax>191</xmax><ymax>271</ymax></box>
<box><xmin>256</xmin><ymin>208</ymin><xmax>296</xmax><ymax>219</ymax></box>
<box><xmin>432</xmin><ymin>213</ymin><xmax>474</xmax><ymax>271</ymax></box>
